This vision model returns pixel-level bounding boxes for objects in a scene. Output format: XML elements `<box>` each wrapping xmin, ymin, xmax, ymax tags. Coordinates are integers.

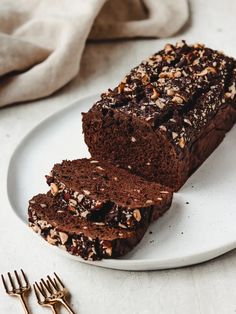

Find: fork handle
<box><xmin>19</xmin><ymin>294</ymin><xmax>31</xmax><ymax>314</ymax></box>
<box><xmin>60</xmin><ymin>297</ymin><xmax>76</xmax><ymax>314</ymax></box>
<box><xmin>50</xmin><ymin>304</ymin><xmax>59</xmax><ymax>314</ymax></box>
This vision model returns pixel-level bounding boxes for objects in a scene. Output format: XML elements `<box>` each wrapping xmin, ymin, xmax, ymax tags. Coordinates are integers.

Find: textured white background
<box><xmin>1</xmin><ymin>0</ymin><xmax>236</xmax><ymax>313</ymax></box>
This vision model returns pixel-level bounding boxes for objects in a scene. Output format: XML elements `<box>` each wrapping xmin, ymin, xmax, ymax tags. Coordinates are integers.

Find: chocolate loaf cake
<box><xmin>28</xmin><ymin>193</ymin><xmax>169</xmax><ymax>260</ymax></box>
<box><xmin>46</xmin><ymin>159</ymin><xmax>172</xmax><ymax>230</ymax></box>
<box><xmin>83</xmin><ymin>41</ymin><xmax>236</xmax><ymax>190</ymax></box>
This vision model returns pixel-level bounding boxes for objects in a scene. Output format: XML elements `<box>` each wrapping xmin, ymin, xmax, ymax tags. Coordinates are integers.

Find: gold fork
<box><xmin>1</xmin><ymin>269</ymin><xmax>31</xmax><ymax>314</ymax></box>
<box><xmin>33</xmin><ymin>273</ymin><xmax>75</xmax><ymax>314</ymax></box>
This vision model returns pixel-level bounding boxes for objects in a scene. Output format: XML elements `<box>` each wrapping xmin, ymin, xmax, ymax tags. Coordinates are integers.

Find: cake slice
<box><xmin>82</xmin><ymin>41</ymin><xmax>236</xmax><ymax>191</ymax></box>
<box><xmin>46</xmin><ymin>159</ymin><xmax>173</xmax><ymax>230</ymax></box>
<box><xmin>28</xmin><ymin>193</ymin><xmax>168</xmax><ymax>260</ymax></box>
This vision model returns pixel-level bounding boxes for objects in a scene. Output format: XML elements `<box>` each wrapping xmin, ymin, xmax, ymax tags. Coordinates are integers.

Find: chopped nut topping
<box><xmin>151</xmin><ymin>88</ymin><xmax>160</xmax><ymax>100</ymax></box>
<box><xmin>69</xmin><ymin>199</ymin><xmax>77</xmax><ymax>207</ymax></box>
<box><xmin>46</xmin><ymin>235</ymin><xmax>57</xmax><ymax>245</ymax></box>
<box><xmin>196</xmin><ymin>67</ymin><xmax>216</xmax><ymax>76</ymax></box>
<box><xmin>167</xmin><ymin>89</ymin><xmax>175</xmax><ymax>96</ymax></box>
<box><xmin>59</xmin><ymin>232</ymin><xmax>68</xmax><ymax>245</ymax></box>
<box><xmin>176</xmin><ymin>40</ymin><xmax>185</xmax><ymax>48</ymax></box>
<box><xmin>50</xmin><ymin>183</ymin><xmax>59</xmax><ymax>196</ymax></box>
<box><xmin>146</xmin><ymin>200</ymin><xmax>153</xmax><ymax>204</ymax></box>
<box><xmin>105</xmin><ymin>247</ymin><xmax>112</xmax><ymax>256</ymax></box>
<box><xmin>96</xmin><ymin>166</ymin><xmax>104</xmax><ymax>171</ymax></box>
<box><xmin>133</xmin><ymin>209</ymin><xmax>141</xmax><ymax>222</ymax></box>
<box><xmin>172</xmin><ymin>96</ymin><xmax>184</xmax><ymax>104</ymax></box>
<box><xmin>172</xmin><ymin>132</ymin><xmax>178</xmax><ymax>139</ymax></box>
<box><xmin>83</xmin><ymin>190</ymin><xmax>90</xmax><ymax>196</ymax></box>
<box><xmin>118</xmin><ymin>223</ymin><xmax>127</xmax><ymax>229</ymax></box>
<box><xmin>117</xmin><ymin>82</ymin><xmax>125</xmax><ymax>93</ymax></box>
<box><xmin>179</xmin><ymin>137</ymin><xmax>185</xmax><ymax>148</ymax></box>
<box><xmin>141</xmin><ymin>74</ymin><xmax>150</xmax><ymax>85</ymax></box>
<box><xmin>159</xmin><ymin>125</ymin><xmax>167</xmax><ymax>131</ymax></box>
<box><xmin>131</xmin><ymin>136</ymin><xmax>136</xmax><ymax>142</ymax></box>
<box><xmin>164</xmin><ymin>44</ymin><xmax>173</xmax><ymax>52</ymax></box>
<box><xmin>174</xmin><ymin>71</ymin><xmax>182</xmax><ymax>78</ymax></box>
<box><xmin>77</xmin><ymin>194</ymin><xmax>84</xmax><ymax>203</ymax></box>
<box><xmin>159</xmin><ymin>72</ymin><xmax>174</xmax><ymax>79</ymax></box>
<box><xmin>155</xmin><ymin>99</ymin><xmax>165</xmax><ymax>109</ymax></box>
<box><xmin>81</xmin><ymin>210</ymin><xmax>89</xmax><ymax>218</ymax></box>
<box><xmin>90</xmin><ymin>160</ymin><xmax>99</xmax><ymax>163</ymax></box>
<box><xmin>184</xmin><ymin>118</ymin><xmax>192</xmax><ymax>126</ymax></box>
<box><xmin>40</xmin><ymin>203</ymin><xmax>47</xmax><ymax>208</ymax></box>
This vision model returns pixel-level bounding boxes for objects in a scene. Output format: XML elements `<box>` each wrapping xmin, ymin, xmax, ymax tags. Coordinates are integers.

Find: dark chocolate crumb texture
<box><xmin>83</xmin><ymin>41</ymin><xmax>236</xmax><ymax>190</ymax></box>
<box><xmin>28</xmin><ymin>193</ymin><xmax>169</xmax><ymax>260</ymax></box>
<box><xmin>46</xmin><ymin>159</ymin><xmax>173</xmax><ymax>230</ymax></box>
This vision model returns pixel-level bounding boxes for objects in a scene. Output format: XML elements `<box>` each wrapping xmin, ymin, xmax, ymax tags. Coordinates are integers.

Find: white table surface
<box><xmin>1</xmin><ymin>0</ymin><xmax>236</xmax><ymax>313</ymax></box>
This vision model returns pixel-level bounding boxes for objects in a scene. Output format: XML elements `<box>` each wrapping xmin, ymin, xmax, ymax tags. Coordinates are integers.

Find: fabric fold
<box><xmin>0</xmin><ymin>0</ymin><xmax>189</xmax><ymax>107</ymax></box>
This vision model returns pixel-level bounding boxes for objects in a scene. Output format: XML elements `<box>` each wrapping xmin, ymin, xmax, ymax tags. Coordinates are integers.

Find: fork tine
<box><xmin>53</xmin><ymin>278</ymin><xmax>60</xmax><ymax>291</ymax></box>
<box><xmin>21</xmin><ymin>269</ymin><xmax>29</xmax><ymax>288</ymax></box>
<box><xmin>1</xmin><ymin>275</ymin><xmax>9</xmax><ymax>293</ymax></box>
<box><xmin>8</xmin><ymin>272</ymin><xmax>16</xmax><ymax>291</ymax></box>
<box><xmin>41</xmin><ymin>278</ymin><xmax>52</xmax><ymax>294</ymax></box>
<box><xmin>54</xmin><ymin>273</ymin><xmax>65</xmax><ymax>289</ymax></box>
<box><xmin>47</xmin><ymin>275</ymin><xmax>58</xmax><ymax>291</ymax></box>
<box><xmin>14</xmin><ymin>270</ymin><xmax>22</xmax><ymax>289</ymax></box>
<box><xmin>35</xmin><ymin>281</ymin><xmax>46</xmax><ymax>298</ymax></box>
<box><xmin>33</xmin><ymin>283</ymin><xmax>41</xmax><ymax>303</ymax></box>
<box><xmin>46</xmin><ymin>279</ymin><xmax>55</xmax><ymax>294</ymax></box>
<box><xmin>40</xmin><ymin>281</ymin><xmax>48</xmax><ymax>298</ymax></box>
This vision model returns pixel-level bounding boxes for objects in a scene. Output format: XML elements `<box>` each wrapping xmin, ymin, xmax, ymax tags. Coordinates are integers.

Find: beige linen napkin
<box><xmin>0</xmin><ymin>0</ymin><xmax>189</xmax><ymax>108</ymax></box>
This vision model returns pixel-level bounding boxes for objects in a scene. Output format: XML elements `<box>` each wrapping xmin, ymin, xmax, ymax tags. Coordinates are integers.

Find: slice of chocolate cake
<box><xmin>46</xmin><ymin>159</ymin><xmax>173</xmax><ymax>230</ymax></box>
<box><xmin>28</xmin><ymin>193</ymin><xmax>168</xmax><ymax>260</ymax></box>
<box><xmin>82</xmin><ymin>41</ymin><xmax>236</xmax><ymax>191</ymax></box>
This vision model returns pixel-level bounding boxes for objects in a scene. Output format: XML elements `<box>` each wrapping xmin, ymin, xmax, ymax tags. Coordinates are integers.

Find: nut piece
<box><xmin>164</xmin><ymin>44</ymin><xmax>173</xmax><ymax>53</ymax></box>
<box><xmin>131</xmin><ymin>137</ymin><xmax>136</xmax><ymax>143</ymax></box>
<box><xmin>77</xmin><ymin>194</ymin><xmax>84</xmax><ymax>203</ymax></box>
<box><xmin>146</xmin><ymin>200</ymin><xmax>153</xmax><ymax>205</ymax></box>
<box><xmin>141</xmin><ymin>74</ymin><xmax>150</xmax><ymax>85</ymax></box>
<box><xmin>133</xmin><ymin>209</ymin><xmax>142</xmax><ymax>222</ymax></box>
<box><xmin>174</xmin><ymin>71</ymin><xmax>182</xmax><ymax>78</ymax></box>
<box><xmin>69</xmin><ymin>199</ymin><xmax>77</xmax><ymax>207</ymax></box>
<box><xmin>167</xmin><ymin>89</ymin><xmax>175</xmax><ymax>96</ymax></box>
<box><xmin>159</xmin><ymin>125</ymin><xmax>167</xmax><ymax>132</ymax></box>
<box><xmin>105</xmin><ymin>247</ymin><xmax>112</xmax><ymax>256</ymax></box>
<box><xmin>46</xmin><ymin>235</ymin><xmax>57</xmax><ymax>245</ymax></box>
<box><xmin>159</xmin><ymin>72</ymin><xmax>174</xmax><ymax>79</ymax></box>
<box><xmin>179</xmin><ymin>137</ymin><xmax>185</xmax><ymax>148</ymax></box>
<box><xmin>151</xmin><ymin>88</ymin><xmax>160</xmax><ymax>100</ymax></box>
<box><xmin>59</xmin><ymin>232</ymin><xmax>68</xmax><ymax>245</ymax></box>
<box><xmin>172</xmin><ymin>96</ymin><xmax>184</xmax><ymax>104</ymax></box>
<box><xmin>118</xmin><ymin>82</ymin><xmax>125</xmax><ymax>93</ymax></box>
<box><xmin>50</xmin><ymin>183</ymin><xmax>59</xmax><ymax>196</ymax></box>
<box><xmin>83</xmin><ymin>190</ymin><xmax>90</xmax><ymax>196</ymax></box>
<box><xmin>196</xmin><ymin>67</ymin><xmax>216</xmax><ymax>76</ymax></box>
<box><xmin>172</xmin><ymin>132</ymin><xmax>178</xmax><ymax>139</ymax></box>
<box><xmin>155</xmin><ymin>99</ymin><xmax>165</xmax><ymax>109</ymax></box>
<box><xmin>31</xmin><ymin>224</ymin><xmax>41</xmax><ymax>233</ymax></box>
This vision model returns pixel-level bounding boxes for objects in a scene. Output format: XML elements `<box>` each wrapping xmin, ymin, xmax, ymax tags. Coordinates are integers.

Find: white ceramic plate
<box><xmin>7</xmin><ymin>94</ymin><xmax>236</xmax><ymax>271</ymax></box>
